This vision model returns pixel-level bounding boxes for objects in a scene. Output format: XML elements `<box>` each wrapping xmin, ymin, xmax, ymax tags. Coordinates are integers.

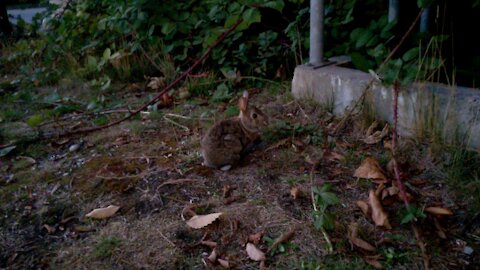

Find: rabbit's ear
<box><xmin>238</xmin><ymin>96</ymin><xmax>247</xmax><ymax>112</ymax></box>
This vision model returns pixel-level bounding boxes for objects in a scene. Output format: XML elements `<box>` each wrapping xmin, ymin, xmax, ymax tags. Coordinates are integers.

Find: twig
<box><xmin>159</xmin><ymin>231</ymin><xmax>177</xmax><ymax>248</ymax></box>
<box><xmin>413</xmin><ymin>224</ymin><xmax>430</xmax><ymax>270</ymax></box>
<box><xmin>44</xmin><ymin>19</ymin><xmax>243</xmax><ymax>139</ymax></box>
<box><xmin>266</xmin><ymin>227</ymin><xmax>296</xmax><ymax>254</ymax></box>
<box><xmin>163</xmin><ymin>116</ymin><xmax>190</xmax><ymax>132</ymax></box>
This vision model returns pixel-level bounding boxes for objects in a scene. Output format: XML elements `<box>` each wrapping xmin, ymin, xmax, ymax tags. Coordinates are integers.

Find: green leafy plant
<box><xmin>400</xmin><ymin>206</ymin><xmax>426</xmax><ymax>224</ymax></box>
<box><xmin>92</xmin><ymin>236</ymin><xmax>123</xmax><ymax>259</ymax></box>
<box><xmin>312</xmin><ymin>184</ymin><xmax>339</xmax><ymax>231</ymax></box>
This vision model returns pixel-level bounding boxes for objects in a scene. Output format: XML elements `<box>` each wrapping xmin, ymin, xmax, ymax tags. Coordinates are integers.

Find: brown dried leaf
<box><xmin>290</xmin><ymin>186</ymin><xmax>302</xmax><ymax>199</ymax></box>
<box><xmin>324</xmin><ymin>150</ymin><xmax>345</xmax><ymax>162</ymax></box>
<box><xmin>383</xmin><ymin>140</ymin><xmax>393</xmax><ymax>151</ymax></box>
<box><xmin>366</xmin><ymin>121</ymin><xmax>379</xmax><ymax>136</ymax></box>
<box><xmin>85</xmin><ymin>205</ymin><xmax>120</xmax><ymax>219</ymax></box>
<box><xmin>433</xmin><ymin>217</ymin><xmax>447</xmax><ymax>239</ymax></box>
<box><xmin>364</xmin><ymin>124</ymin><xmax>389</xmax><ymax>144</ymax></box>
<box><xmin>248</xmin><ymin>232</ymin><xmax>263</xmax><ymax>245</ymax></box>
<box><xmin>223</xmin><ymin>185</ymin><xmax>232</xmax><ymax>198</ymax></box>
<box><xmin>356</xmin><ymin>200</ymin><xmax>371</xmax><ymax>217</ymax></box>
<box><xmin>218</xmin><ymin>258</ymin><xmax>230</xmax><ymax>268</ymax></box>
<box><xmin>147</xmin><ymin>77</ymin><xmax>165</xmax><ymax>90</ymax></box>
<box><xmin>186</xmin><ymin>212</ymin><xmax>223</xmax><ymax>229</ymax></box>
<box><xmin>425</xmin><ymin>207</ymin><xmax>453</xmax><ymax>216</ymax></box>
<box><xmin>364</xmin><ymin>255</ymin><xmax>384</xmax><ymax>269</ymax></box>
<box><xmin>200</xmin><ymin>240</ymin><xmax>217</xmax><ymax>248</ymax></box>
<box><xmin>246</xmin><ymin>243</ymin><xmax>266</xmax><ymax>261</ymax></box>
<box><xmin>347</xmin><ymin>222</ymin><xmax>376</xmax><ymax>252</ymax></box>
<box><xmin>354</xmin><ymin>158</ymin><xmax>387</xmax><ymax>182</ymax></box>
<box><xmin>43</xmin><ymin>224</ymin><xmax>56</xmax><ymax>234</ymax></box>
<box><xmin>369</xmin><ymin>190</ymin><xmax>392</xmax><ymax>229</ymax></box>
<box><xmin>207</xmin><ymin>249</ymin><xmax>217</xmax><ymax>262</ymax></box>
<box><xmin>381</xmin><ymin>186</ymin><xmax>399</xmax><ymax>200</ymax></box>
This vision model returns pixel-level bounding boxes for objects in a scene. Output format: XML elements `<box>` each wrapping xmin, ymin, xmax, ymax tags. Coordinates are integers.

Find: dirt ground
<box><xmin>1</xmin><ymin>85</ymin><xmax>479</xmax><ymax>269</ymax></box>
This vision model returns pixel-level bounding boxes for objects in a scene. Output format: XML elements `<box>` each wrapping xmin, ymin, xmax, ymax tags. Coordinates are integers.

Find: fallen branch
<box><xmin>45</xmin><ymin>19</ymin><xmax>243</xmax><ymax>139</ymax></box>
<box><xmin>266</xmin><ymin>226</ymin><xmax>296</xmax><ymax>254</ymax></box>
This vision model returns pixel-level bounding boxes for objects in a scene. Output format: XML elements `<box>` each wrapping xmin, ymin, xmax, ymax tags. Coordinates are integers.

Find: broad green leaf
<box><xmin>102</xmin><ymin>48</ymin><xmax>111</xmax><ymax>61</ymax></box>
<box><xmin>351</xmin><ymin>52</ymin><xmax>373</xmax><ymax>72</ymax></box>
<box><xmin>27</xmin><ymin>114</ymin><xmax>44</xmax><ymax>127</ymax></box>
<box><xmin>319</xmin><ymin>192</ymin><xmax>339</xmax><ymax>205</ymax></box>
<box><xmin>161</xmin><ymin>22</ymin><xmax>176</xmax><ymax>35</ymax></box>
<box><xmin>224</xmin><ymin>15</ymin><xmax>240</xmax><ymax>28</ymax></box>
<box><xmin>242</xmin><ymin>8</ymin><xmax>261</xmax><ymax>26</ymax></box>
<box><xmin>263</xmin><ymin>0</ymin><xmax>285</xmax><ymax>12</ymax></box>
<box><xmin>402</xmin><ymin>47</ymin><xmax>420</xmax><ymax>62</ymax></box>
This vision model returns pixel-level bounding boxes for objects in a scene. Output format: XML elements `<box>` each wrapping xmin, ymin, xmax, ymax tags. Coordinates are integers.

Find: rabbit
<box><xmin>201</xmin><ymin>91</ymin><xmax>268</xmax><ymax>171</ymax></box>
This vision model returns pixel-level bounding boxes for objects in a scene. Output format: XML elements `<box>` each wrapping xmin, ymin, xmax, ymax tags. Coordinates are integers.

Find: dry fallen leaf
<box><xmin>246</xmin><ymin>243</ymin><xmax>266</xmax><ymax>261</ymax></box>
<box><xmin>324</xmin><ymin>150</ymin><xmax>345</xmax><ymax>162</ymax></box>
<box><xmin>85</xmin><ymin>205</ymin><xmax>120</xmax><ymax>219</ymax></box>
<box><xmin>218</xmin><ymin>258</ymin><xmax>230</xmax><ymax>268</ymax></box>
<box><xmin>364</xmin><ymin>123</ymin><xmax>389</xmax><ymax>144</ymax></box>
<box><xmin>248</xmin><ymin>232</ymin><xmax>263</xmax><ymax>245</ymax></box>
<box><xmin>207</xmin><ymin>249</ymin><xmax>217</xmax><ymax>262</ymax></box>
<box><xmin>433</xmin><ymin>217</ymin><xmax>447</xmax><ymax>239</ymax></box>
<box><xmin>425</xmin><ymin>207</ymin><xmax>453</xmax><ymax>216</ymax></box>
<box><xmin>147</xmin><ymin>76</ymin><xmax>165</xmax><ymax>90</ymax></box>
<box><xmin>290</xmin><ymin>186</ymin><xmax>302</xmax><ymax>199</ymax></box>
<box><xmin>369</xmin><ymin>190</ymin><xmax>392</xmax><ymax>229</ymax></box>
<box><xmin>200</xmin><ymin>240</ymin><xmax>217</xmax><ymax>248</ymax></box>
<box><xmin>43</xmin><ymin>224</ymin><xmax>56</xmax><ymax>234</ymax></box>
<box><xmin>186</xmin><ymin>212</ymin><xmax>223</xmax><ymax>229</ymax></box>
<box><xmin>381</xmin><ymin>186</ymin><xmax>399</xmax><ymax>200</ymax></box>
<box><xmin>364</xmin><ymin>255</ymin><xmax>384</xmax><ymax>269</ymax></box>
<box><xmin>356</xmin><ymin>200</ymin><xmax>371</xmax><ymax>217</ymax></box>
<box><xmin>347</xmin><ymin>222</ymin><xmax>376</xmax><ymax>252</ymax></box>
<box><xmin>383</xmin><ymin>140</ymin><xmax>393</xmax><ymax>151</ymax></box>
<box><xmin>354</xmin><ymin>158</ymin><xmax>387</xmax><ymax>182</ymax></box>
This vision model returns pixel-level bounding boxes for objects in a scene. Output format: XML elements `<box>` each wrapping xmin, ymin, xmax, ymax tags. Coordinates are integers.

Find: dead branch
<box><xmin>266</xmin><ymin>227</ymin><xmax>296</xmax><ymax>254</ymax></box>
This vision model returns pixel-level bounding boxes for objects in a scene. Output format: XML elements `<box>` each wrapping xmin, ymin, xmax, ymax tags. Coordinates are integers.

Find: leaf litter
<box><xmin>0</xmin><ymin>85</ymin><xmax>477</xmax><ymax>269</ymax></box>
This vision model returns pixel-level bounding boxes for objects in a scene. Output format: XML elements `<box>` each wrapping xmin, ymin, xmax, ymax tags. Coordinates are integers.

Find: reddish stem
<box><xmin>51</xmin><ymin>19</ymin><xmax>243</xmax><ymax>138</ymax></box>
<box><xmin>392</xmin><ymin>81</ymin><xmax>409</xmax><ymax>207</ymax></box>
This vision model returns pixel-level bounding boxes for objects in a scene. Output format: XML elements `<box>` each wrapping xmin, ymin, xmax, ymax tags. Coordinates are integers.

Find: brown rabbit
<box><xmin>201</xmin><ymin>91</ymin><xmax>268</xmax><ymax>171</ymax></box>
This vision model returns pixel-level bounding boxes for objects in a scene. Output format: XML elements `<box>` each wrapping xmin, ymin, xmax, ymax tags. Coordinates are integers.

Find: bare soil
<box><xmin>0</xmin><ymin>86</ymin><xmax>479</xmax><ymax>269</ymax></box>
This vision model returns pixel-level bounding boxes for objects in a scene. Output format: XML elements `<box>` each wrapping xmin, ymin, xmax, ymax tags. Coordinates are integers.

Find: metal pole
<box><xmin>388</xmin><ymin>0</ymin><xmax>399</xmax><ymax>23</ymax></box>
<box><xmin>309</xmin><ymin>0</ymin><xmax>324</xmax><ymax>66</ymax></box>
<box><xmin>420</xmin><ymin>5</ymin><xmax>430</xmax><ymax>33</ymax></box>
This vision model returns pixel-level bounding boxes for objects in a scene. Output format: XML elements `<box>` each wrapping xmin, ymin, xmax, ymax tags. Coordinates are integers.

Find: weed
<box><xmin>444</xmin><ymin>148</ymin><xmax>480</xmax><ymax>211</ymax></box>
<box><xmin>93</xmin><ymin>116</ymin><xmax>109</xmax><ymax>126</ymax></box>
<box><xmin>381</xmin><ymin>247</ymin><xmax>413</xmax><ymax>269</ymax></box>
<box><xmin>400</xmin><ymin>206</ymin><xmax>426</xmax><ymax>224</ymax></box>
<box><xmin>312</xmin><ymin>183</ymin><xmax>339</xmax><ymax>232</ymax></box>
<box><xmin>92</xmin><ymin>236</ymin><xmax>122</xmax><ymax>259</ymax></box>
<box><xmin>299</xmin><ymin>255</ymin><xmax>373</xmax><ymax>270</ymax></box>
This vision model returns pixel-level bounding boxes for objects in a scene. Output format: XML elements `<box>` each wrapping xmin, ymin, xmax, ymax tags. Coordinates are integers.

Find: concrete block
<box><xmin>292</xmin><ymin>64</ymin><xmax>480</xmax><ymax>149</ymax></box>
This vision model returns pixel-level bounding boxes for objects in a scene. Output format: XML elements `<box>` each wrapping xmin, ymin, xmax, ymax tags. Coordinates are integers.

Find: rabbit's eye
<box><xmin>252</xmin><ymin>113</ymin><xmax>257</xmax><ymax>119</ymax></box>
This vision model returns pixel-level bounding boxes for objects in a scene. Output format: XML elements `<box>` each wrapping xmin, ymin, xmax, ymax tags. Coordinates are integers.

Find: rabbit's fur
<box><xmin>201</xmin><ymin>91</ymin><xmax>268</xmax><ymax>170</ymax></box>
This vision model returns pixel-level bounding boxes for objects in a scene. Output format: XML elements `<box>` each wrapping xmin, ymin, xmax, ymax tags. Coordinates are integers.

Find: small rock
<box><xmin>69</xmin><ymin>144</ymin><xmax>80</xmax><ymax>152</ymax></box>
<box><xmin>464</xmin><ymin>246</ymin><xmax>474</xmax><ymax>255</ymax></box>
